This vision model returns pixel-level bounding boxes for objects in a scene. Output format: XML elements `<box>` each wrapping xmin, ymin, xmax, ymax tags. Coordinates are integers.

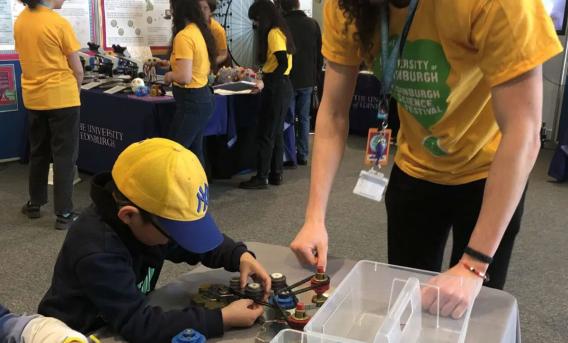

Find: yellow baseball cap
<box><xmin>112</xmin><ymin>138</ymin><xmax>223</xmax><ymax>253</ymax></box>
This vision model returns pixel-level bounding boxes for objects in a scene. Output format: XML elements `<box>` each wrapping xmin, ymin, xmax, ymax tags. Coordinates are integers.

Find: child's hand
<box><xmin>221</xmin><ymin>299</ymin><xmax>264</xmax><ymax>328</ymax></box>
<box><xmin>239</xmin><ymin>252</ymin><xmax>271</xmax><ymax>298</ymax></box>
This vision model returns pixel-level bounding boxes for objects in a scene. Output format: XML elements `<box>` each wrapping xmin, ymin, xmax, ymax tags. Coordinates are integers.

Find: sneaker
<box><xmin>268</xmin><ymin>173</ymin><xmax>283</xmax><ymax>186</ymax></box>
<box><xmin>21</xmin><ymin>201</ymin><xmax>41</xmax><ymax>219</ymax></box>
<box><xmin>238</xmin><ymin>176</ymin><xmax>268</xmax><ymax>190</ymax></box>
<box><xmin>297</xmin><ymin>157</ymin><xmax>308</xmax><ymax>166</ymax></box>
<box><xmin>55</xmin><ymin>212</ymin><xmax>79</xmax><ymax>230</ymax></box>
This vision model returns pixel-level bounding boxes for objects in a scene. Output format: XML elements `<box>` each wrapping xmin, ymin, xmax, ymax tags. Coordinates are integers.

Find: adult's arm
<box><xmin>467</xmin><ymin>67</ymin><xmax>542</xmax><ymax>267</ymax></box>
<box><xmin>165</xmin><ymin>59</ymin><xmax>193</xmax><ymax>86</ymax></box>
<box><xmin>216</xmin><ymin>49</ymin><xmax>228</xmax><ymax>65</ymax></box>
<box><xmin>272</xmin><ymin>51</ymin><xmax>289</xmax><ymax>76</ymax></box>
<box><xmin>423</xmin><ymin>67</ymin><xmax>544</xmax><ymax>319</ymax></box>
<box><xmin>290</xmin><ymin>61</ymin><xmax>359</xmax><ymax>268</ymax></box>
<box><xmin>66</xmin><ymin>52</ymin><xmax>84</xmax><ymax>91</ymax></box>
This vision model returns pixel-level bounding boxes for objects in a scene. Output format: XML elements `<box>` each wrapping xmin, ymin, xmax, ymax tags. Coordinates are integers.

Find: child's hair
<box><xmin>19</xmin><ymin>0</ymin><xmax>41</xmax><ymax>9</ymax></box>
<box><xmin>111</xmin><ymin>183</ymin><xmax>153</xmax><ymax>224</ymax></box>
<box><xmin>248</xmin><ymin>0</ymin><xmax>296</xmax><ymax>64</ymax></box>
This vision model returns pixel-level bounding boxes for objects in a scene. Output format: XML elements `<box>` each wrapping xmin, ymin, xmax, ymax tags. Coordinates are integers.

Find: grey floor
<box><xmin>0</xmin><ymin>136</ymin><xmax>567</xmax><ymax>342</ymax></box>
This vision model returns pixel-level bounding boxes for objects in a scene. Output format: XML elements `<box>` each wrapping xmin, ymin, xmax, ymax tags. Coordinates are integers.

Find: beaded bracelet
<box><xmin>461</xmin><ymin>261</ymin><xmax>490</xmax><ymax>283</ymax></box>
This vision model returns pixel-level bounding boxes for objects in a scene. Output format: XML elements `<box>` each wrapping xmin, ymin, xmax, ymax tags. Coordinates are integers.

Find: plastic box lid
<box><xmin>304</xmin><ymin>261</ymin><xmax>480</xmax><ymax>343</ymax></box>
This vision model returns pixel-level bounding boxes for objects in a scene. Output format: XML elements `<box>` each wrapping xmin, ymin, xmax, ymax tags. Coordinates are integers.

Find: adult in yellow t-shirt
<box><xmin>164</xmin><ymin>0</ymin><xmax>218</xmax><ymax>165</ymax></box>
<box><xmin>202</xmin><ymin>0</ymin><xmax>228</xmax><ymax>66</ymax></box>
<box><xmin>239</xmin><ymin>0</ymin><xmax>295</xmax><ymax>189</ymax></box>
<box><xmin>14</xmin><ymin>0</ymin><xmax>84</xmax><ymax>231</ymax></box>
<box><xmin>290</xmin><ymin>0</ymin><xmax>562</xmax><ymax>317</ymax></box>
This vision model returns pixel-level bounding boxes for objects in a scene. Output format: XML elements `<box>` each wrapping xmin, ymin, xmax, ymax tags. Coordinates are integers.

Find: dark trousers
<box><xmin>27</xmin><ymin>107</ymin><xmax>80</xmax><ymax>215</ymax></box>
<box><xmin>170</xmin><ymin>86</ymin><xmax>215</xmax><ymax>165</ymax></box>
<box><xmin>256</xmin><ymin>76</ymin><xmax>293</xmax><ymax>178</ymax></box>
<box><xmin>291</xmin><ymin>87</ymin><xmax>313</xmax><ymax>160</ymax></box>
<box><xmin>385</xmin><ymin>164</ymin><xmax>525</xmax><ymax>289</ymax></box>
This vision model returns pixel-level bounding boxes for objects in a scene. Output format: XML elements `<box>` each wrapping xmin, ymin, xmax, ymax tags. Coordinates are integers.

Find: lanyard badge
<box><xmin>353</xmin><ymin>0</ymin><xmax>419</xmax><ymax>202</ymax></box>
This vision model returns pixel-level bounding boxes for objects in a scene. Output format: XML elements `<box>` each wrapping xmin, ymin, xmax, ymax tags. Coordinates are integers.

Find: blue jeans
<box><xmin>169</xmin><ymin>86</ymin><xmax>215</xmax><ymax>165</ymax></box>
<box><xmin>291</xmin><ymin>87</ymin><xmax>313</xmax><ymax>160</ymax></box>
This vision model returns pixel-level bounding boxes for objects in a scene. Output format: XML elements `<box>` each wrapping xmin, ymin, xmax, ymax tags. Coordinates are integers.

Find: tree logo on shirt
<box><xmin>137</xmin><ymin>267</ymin><xmax>155</xmax><ymax>295</ymax></box>
<box><xmin>374</xmin><ymin>39</ymin><xmax>450</xmax><ymax>156</ymax></box>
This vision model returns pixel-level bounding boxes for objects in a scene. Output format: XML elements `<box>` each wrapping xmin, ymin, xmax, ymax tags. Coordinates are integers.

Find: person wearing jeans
<box><xmin>165</xmin><ymin>0</ymin><xmax>218</xmax><ymax>166</ymax></box>
<box><xmin>291</xmin><ymin>87</ymin><xmax>314</xmax><ymax>164</ymax></box>
<box><xmin>282</xmin><ymin>0</ymin><xmax>322</xmax><ymax>165</ymax></box>
<box><xmin>14</xmin><ymin>0</ymin><xmax>84</xmax><ymax>230</ymax></box>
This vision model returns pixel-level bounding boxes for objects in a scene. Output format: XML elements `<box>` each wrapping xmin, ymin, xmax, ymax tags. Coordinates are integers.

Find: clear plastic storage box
<box><xmin>301</xmin><ymin>261</ymin><xmax>480</xmax><ymax>343</ymax></box>
<box><xmin>270</xmin><ymin>329</ymin><xmax>360</xmax><ymax>343</ymax></box>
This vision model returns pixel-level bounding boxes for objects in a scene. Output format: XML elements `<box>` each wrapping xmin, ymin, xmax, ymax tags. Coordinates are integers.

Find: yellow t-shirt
<box><xmin>210</xmin><ymin>18</ymin><xmax>227</xmax><ymax>52</ymax></box>
<box><xmin>323</xmin><ymin>0</ymin><xmax>562</xmax><ymax>185</ymax></box>
<box><xmin>170</xmin><ymin>23</ymin><xmax>210</xmax><ymax>88</ymax></box>
<box><xmin>262</xmin><ymin>28</ymin><xmax>293</xmax><ymax>75</ymax></box>
<box><xmin>14</xmin><ymin>6</ymin><xmax>81</xmax><ymax>110</ymax></box>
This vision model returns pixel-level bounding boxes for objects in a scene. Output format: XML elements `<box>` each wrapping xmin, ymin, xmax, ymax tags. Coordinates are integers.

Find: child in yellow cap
<box><xmin>37</xmin><ymin>138</ymin><xmax>271</xmax><ymax>342</ymax></box>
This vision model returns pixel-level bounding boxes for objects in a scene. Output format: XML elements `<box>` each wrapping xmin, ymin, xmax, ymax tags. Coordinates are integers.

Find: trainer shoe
<box><xmin>21</xmin><ymin>201</ymin><xmax>41</xmax><ymax>219</ymax></box>
<box><xmin>55</xmin><ymin>212</ymin><xmax>79</xmax><ymax>230</ymax></box>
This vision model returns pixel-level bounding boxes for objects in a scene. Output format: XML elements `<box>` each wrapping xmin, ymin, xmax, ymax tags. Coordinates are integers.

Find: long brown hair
<box><xmin>338</xmin><ymin>0</ymin><xmax>382</xmax><ymax>60</ymax></box>
<box><xmin>169</xmin><ymin>0</ymin><xmax>218</xmax><ymax>67</ymax></box>
<box><xmin>248</xmin><ymin>0</ymin><xmax>296</xmax><ymax>64</ymax></box>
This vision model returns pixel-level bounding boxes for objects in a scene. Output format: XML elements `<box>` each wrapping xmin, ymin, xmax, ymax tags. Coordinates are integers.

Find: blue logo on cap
<box><xmin>196</xmin><ymin>184</ymin><xmax>209</xmax><ymax>213</ymax></box>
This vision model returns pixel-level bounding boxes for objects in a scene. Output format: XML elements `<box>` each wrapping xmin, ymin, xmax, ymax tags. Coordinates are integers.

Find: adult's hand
<box><xmin>290</xmin><ymin>221</ymin><xmax>328</xmax><ymax>269</ymax></box>
<box><xmin>421</xmin><ymin>262</ymin><xmax>483</xmax><ymax>319</ymax></box>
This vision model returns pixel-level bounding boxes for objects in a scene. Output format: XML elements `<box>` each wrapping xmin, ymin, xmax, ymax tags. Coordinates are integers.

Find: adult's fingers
<box><xmin>421</xmin><ymin>284</ymin><xmax>438</xmax><ymax>312</ymax></box>
<box><xmin>451</xmin><ymin>303</ymin><xmax>468</xmax><ymax>319</ymax></box>
<box><xmin>439</xmin><ymin>293</ymin><xmax>460</xmax><ymax>317</ymax></box>
<box><xmin>316</xmin><ymin>242</ymin><xmax>328</xmax><ymax>270</ymax></box>
<box><xmin>292</xmin><ymin>245</ymin><xmax>317</xmax><ymax>266</ymax></box>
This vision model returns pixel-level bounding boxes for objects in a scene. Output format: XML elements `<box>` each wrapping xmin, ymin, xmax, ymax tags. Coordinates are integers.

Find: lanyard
<box><xmin>378</xmin><ymin>0</ymin><xmax>419</xmax><ymax>121</ymax></box>
<box><xmin>374</xmin><ymin>0</ymin><xmax>419</xmax><ymax>165</ymax></box>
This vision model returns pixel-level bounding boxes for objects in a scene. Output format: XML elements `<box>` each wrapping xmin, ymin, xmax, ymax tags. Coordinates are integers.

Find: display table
<box><xmin>77</xmin><ymin>89</ymin><xmax>234</xmax><ymax>174</ymax></box>
<box><xmin>95</xmin><ymin>242</ymin><xmax>520</xmax><ymax>343</ymax></box>
<box><xmin>78</xmin><ymin>90</ymin><xmax>296</xmax><ymax>176</ymax></box>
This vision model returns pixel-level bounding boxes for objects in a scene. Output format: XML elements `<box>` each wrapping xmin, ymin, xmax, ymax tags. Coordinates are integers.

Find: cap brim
<box><xmin>155</xmin><ymin>212</ymin><xmax>223</xmax><ymax>254</ymax></box>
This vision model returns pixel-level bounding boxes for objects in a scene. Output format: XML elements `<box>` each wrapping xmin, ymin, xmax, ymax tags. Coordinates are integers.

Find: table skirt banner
<box><xmin>0</xmin><ymin>60</ymin><xmax>27</xmax><ymax>161</ymax></box>
<box><xmin>77</xmin><ymin>90</ymin><xmax>229</xmax><ymax>174</ymax></box>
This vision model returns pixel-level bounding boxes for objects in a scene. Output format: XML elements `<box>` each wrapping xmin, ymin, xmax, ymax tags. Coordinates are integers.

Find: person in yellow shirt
<box><xmin>201</xmin><ymin>0</ymin><xmax>229</xmax><ymax>66</ymax></box>
<box><xmin>14</xmin><ymin>0</ymin><xmax>84</xmax><ymax>231</ymax></box>
<box><xmin>239</xmin><ymin>0</ymin><xmax>295</xmax><ymax>189</ymax></box>
<box><xmin>290</xmin><ymin>0</ymin><xmax>562</xmax><ymax>318</ymax></box>
<box><xmin>164</xmin><ymin>0</ymin><xmax>218</xmax><ymax>165</ymax></box>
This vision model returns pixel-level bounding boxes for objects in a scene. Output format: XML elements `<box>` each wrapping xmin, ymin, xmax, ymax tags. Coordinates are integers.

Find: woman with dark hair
<box><xmin>290</xmin><ymin>0</ymin><xmax>561</xmax><ymax>318</ymax></box>
<box><xmin>15</xmin><ymin>0</ymin><xmax>84</xmax><ymax>230</ymax></box>
<box><xmin>239</xmin><ymin>0</ymin><xmax>295</xmax><ymax>189</ymax></box>
<box><xmin>164</xmin><ymin>0</ymin><xmax>218</xmax><ymax>165</ymax></box>
<box><xmin>202</xmin><ymin>0</ymin><xmax>229</xmax><ymax>66</ymax></box>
